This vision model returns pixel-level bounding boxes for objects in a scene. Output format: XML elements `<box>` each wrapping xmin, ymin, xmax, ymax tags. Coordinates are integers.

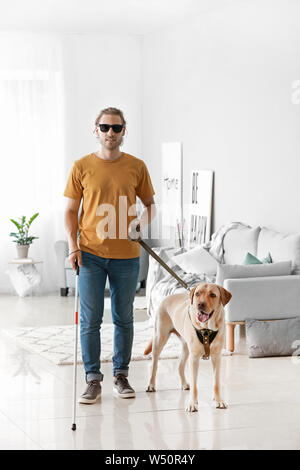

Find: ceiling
<box><xmin>0</xmin><ymin>0</ymin><xmax>232</xmax><ymax>35</ymax></box>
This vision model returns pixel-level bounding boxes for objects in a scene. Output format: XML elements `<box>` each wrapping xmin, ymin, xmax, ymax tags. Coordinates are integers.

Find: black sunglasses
<box><xmin>98</xmin><ymin>124</ymin><xmax>124</xmax><ymax>133</ymax></box>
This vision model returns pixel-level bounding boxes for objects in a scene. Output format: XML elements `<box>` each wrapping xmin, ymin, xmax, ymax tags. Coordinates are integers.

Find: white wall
<box><xmin>141</xmin><ymin>0</ymin><xmax>300</xmax><ymax>235</ymax></box>
<box><xmin>1</xmin><ymin>32</ymin><xmax>142</xmax><ymax>294</ymax></box>
<box><xmin>62</xmin><ymin>33</ymin><xmax>142</xmax><ymax>179</ymax></box>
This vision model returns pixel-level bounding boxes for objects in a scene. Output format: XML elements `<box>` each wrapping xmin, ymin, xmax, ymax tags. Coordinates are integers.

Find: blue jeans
<box><xmin>78</xmin><ymin>250</ymin><xmax>140</xmax><ymax>383</ymax></box>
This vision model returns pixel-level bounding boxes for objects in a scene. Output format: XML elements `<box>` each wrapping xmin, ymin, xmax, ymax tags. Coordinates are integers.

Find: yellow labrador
<box><xmin>144</xmin><ymin>282</ymin><xmax>232</xmax><ymax>412</ymax></box>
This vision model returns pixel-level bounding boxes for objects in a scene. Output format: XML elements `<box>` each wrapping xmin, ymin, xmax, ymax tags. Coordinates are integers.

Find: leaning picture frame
<box><xmin>187</xmin><ymin>170</ymin><xmax>213</xmax><ymax>249</ymax></box>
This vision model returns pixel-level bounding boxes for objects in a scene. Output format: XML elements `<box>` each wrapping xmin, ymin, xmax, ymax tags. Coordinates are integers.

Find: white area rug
<box><xmin>3</xmin><ymin>321</ymin><xmax>181</xmax><ymax>366</ymax></box>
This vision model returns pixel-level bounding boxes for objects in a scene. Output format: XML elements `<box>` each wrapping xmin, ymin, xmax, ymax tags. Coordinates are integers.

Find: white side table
<box><xmin>7</xmin><ymin>259</ymin><xmax>43</xmax><ymax>297</ymax></box>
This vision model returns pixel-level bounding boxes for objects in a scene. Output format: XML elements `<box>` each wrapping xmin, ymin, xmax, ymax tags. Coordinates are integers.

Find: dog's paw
<box><xmin>181</xmin><ymin>383</ymin><xmax>190</xmax><ymax>390</ymax></box>
<box><xmin>213</xmin><ymin>399</ymin><xmax>227</xmax><ymax>409</ymax></box>
<box><xmin>146</xmin><ymin>384</ymin><xmax>156</xmax><ymax>392</ymax></box>
<box><xmin>185</xmin><ymin>401</ymin><xmax>198</xmax><ymax>412</ymax></box>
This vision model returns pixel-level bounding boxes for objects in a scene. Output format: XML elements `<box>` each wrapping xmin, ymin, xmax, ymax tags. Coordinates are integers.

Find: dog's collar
<box><xmin>188</xmin><ymin>306</ymin><xmax>218</xmax><ymax>360</ymax></box>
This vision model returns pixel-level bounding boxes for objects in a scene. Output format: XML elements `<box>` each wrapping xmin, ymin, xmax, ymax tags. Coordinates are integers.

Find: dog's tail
<box><xmin>144</xmin><ymin>338</ymin><xmax>153</xmax><ymax>356</ymax></box>
<box><xmin>143</xmin><ymin>328</ymin><xmax>181</xmax><ymax>356</ymax></box>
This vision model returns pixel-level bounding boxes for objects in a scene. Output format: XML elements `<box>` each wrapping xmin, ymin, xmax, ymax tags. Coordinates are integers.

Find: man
<box><xmin>64</xmin><ymin>107</ymin><xmax>155</xmax><ymax>403</ymax></box>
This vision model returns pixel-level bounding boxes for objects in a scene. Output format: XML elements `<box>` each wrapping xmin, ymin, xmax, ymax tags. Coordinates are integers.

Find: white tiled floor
<box><xmin>0</xmin><ymin>293</ymin><xmax>300</xmax><ymax>450</ymax></box>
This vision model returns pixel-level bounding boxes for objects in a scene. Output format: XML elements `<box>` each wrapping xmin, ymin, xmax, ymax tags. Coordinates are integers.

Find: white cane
<box><xmin>71</xmin><ymin>261</ymin><xmax>80</xmax><ymax>431</ymax></box>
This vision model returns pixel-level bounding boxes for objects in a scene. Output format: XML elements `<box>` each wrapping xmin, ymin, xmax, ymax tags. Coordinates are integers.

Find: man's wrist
<box><xmin>68</xmin><ymin>240</ymin><xmax>79</xmax><ymax>251</ymax></box>
<box><xmin>69</xmin><ymin>249</ymin><xmax>81</xmax><ymax>256</ymax></box>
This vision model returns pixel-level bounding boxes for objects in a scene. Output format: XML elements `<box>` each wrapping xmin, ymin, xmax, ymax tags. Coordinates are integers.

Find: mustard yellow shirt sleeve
<box><xmin>136</xmin><ymin>161</ymin><xmax>155</xmax><ymax>200</ymax></box>
<box><xmin>63</xmin><ymin>162</ymin><xmax>83</xmax><ymax>200</ymax></box>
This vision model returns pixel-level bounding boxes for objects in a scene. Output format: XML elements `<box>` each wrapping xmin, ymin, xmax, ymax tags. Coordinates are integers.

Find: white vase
<box><xmin>16</xmin><ymin>245</ymin><xmax>30</xmax><ymax>259</ymax></box>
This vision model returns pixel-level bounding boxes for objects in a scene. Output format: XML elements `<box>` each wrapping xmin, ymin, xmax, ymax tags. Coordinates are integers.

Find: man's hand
<box><xmin>68</xmin><ymin>248</ymin><xmax>82</xmax><ymax>270</ymax></box>
<box><xmin>128</xmin><ymin>219</ymin><xmax>142</xmax><ymax>241</ymax></box>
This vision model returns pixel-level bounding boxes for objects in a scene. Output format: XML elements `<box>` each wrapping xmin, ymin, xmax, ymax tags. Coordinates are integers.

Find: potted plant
<box><xmin>9</xmin><ymin>213</ymin><xmax>39</xmax><ymax>259</ymax></box>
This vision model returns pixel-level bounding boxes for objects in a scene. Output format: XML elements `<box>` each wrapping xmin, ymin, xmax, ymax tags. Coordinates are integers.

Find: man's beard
<box><xmin>103</xmin><ymin>135</ymin><xmax>123</xmax><ymax>149</ymax></box>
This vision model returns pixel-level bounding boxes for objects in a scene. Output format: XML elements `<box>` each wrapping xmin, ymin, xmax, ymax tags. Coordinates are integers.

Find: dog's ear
<box><xmin>189</xmin><ymin>285</ymin><xmax>197</xmax><ymax>304</ymax></box>
<box><xmin>216</xmin><ymin>285</ymin><xmax>232</xmax><ymax>306</ymax></box>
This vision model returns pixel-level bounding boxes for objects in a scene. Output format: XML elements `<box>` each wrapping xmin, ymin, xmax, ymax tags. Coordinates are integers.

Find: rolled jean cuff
<box><xmin>86</xmin><ymin>372</ymin><xmax>104</xmax><ymax>383</ymax></box>
<box><xmin>113</xmin><ymin>368</ymin><xmax>128</xmax><ymax>377</ymax></box>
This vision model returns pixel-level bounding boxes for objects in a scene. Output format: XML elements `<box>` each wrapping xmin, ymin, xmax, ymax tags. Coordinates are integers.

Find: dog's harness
<box><xmin>188</xmin><ymin>306</ymin><xmax>218</xmax><ymax>360</ymax></box>
<box><xmin>195</xmin><ymin>328</ymin><xmax>218</xmax><ymax>360</ymax></box>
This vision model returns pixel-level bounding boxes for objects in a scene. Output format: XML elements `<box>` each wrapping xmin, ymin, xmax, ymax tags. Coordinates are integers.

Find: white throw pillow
<box><xmin>171</xmin><ymin>246</ymin><xmax>218</xmax><ymax>275</ymax></box>
<box><xmin>223</xmin><ymin>226</ymin><xmax>261</xmax><ymax>264</ymax></box>
<box><xmin>257</xmin><ymin>227</ymin><xmax>300</xmax><ymax>275</ymax></box>
<box><xmin>216</xmin><ymin>260</ymin><xmax>292</xmax><ymax>286</ymax></box>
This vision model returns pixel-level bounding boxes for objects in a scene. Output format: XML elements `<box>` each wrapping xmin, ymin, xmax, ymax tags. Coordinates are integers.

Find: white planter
<box><xmin>16</xmin><ymin>245</ymin><xmax>30</xmax><ymax>259</ymax></box>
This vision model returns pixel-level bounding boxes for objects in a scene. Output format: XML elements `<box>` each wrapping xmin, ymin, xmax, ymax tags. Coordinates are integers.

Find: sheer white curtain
<box><xmin>0</xmin><ymin>33</ymin><xmax>66</xmax><ymax>293</ymax></box>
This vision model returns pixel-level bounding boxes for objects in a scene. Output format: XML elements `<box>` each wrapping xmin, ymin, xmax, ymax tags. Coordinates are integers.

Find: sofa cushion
<box><xmin>223</xmin><ymin>226</ymin><xmax>261</xmax><ymax>264</ymax></box>
<box><xmin>171</xmin><ymin>246</ymin><xmax>217</xmax><ymax>275</ymax></box>
<box><xmin>257</xmin><ymin>227</ymin><xmax>300</xmax><ymax>275</ymax></box>
<box><xmin>243</xmin><ymin>252</ymin><xmax>272</xmax><ymax>265</ymax></box>
<box><xmin>216</xmin><ymin>260</ymin><xmax>292</xmax><ymax>286</ymax></box>
<box><xmin>243</xmin><ymin>252</ymin><xmax>262</xmax><ymax>265</ymax></box>
<box><xmin>263</xmin><ymin>252</ymin><xmax>273</xmax><ymax>264</ymax></box>
<box><xmin>245</xmin><ymin>317</ymin><xmax>300</xmax><ymax>358</ymax></box>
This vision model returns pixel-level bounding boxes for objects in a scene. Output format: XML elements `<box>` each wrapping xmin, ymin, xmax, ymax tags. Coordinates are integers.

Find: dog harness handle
<box><xmin>195</xmin><ymin>328</ymin><xmax>218</xmax><ymax>360</ymax></box>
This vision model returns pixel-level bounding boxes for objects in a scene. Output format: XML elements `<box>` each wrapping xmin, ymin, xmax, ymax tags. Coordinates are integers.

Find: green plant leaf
<box><xmin>28</xmin><ymin>213</ymin><xmax>39</xmax><ymax>226</ymax></box>
<box><xmin>10</xmin><ymin>213</ymin><xmax>39</xmax><ymax>243</ymax></box>
<box><xmin>26</xmin><ymin>236</ymin><xmax>39</xmax><ymax>243</ymax></box>
<box><xmin>10</xmin><ymin>219</ymin><xmax>21</xmax><ymax>230</ymax></box>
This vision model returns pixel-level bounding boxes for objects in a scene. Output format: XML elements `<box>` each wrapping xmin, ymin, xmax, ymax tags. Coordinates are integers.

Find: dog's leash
<box><xmin>129</xmin><ymin>227</ymin><xmax>190</xmax><ymax>291</ymax></box>
<box><xmin>130</xmin><ymin>227</ymin><xmax>218</xmax><ymax>359</ymax></box>
<box><xmin>138</xmin><ymin>238</ymin><xmax>190</xmax><ymax>291</ymax></box>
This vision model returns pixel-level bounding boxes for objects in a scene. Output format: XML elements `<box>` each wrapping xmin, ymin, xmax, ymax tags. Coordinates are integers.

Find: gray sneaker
<box><xmin>113</xmin><ymin>374</ymin><xmax>136</xmax><ymax>398</ymax></box>
<box><xmin>78</xmin><ymin>380</ymin><xmax>101</xmax><ymax>404</ymax></box>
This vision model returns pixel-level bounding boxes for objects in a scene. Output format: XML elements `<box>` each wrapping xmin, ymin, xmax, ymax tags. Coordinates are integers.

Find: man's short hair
<box><xmin>95</xmin><ymin>107</ymin><xmax>126</xmax><ymax>127</ymax></box>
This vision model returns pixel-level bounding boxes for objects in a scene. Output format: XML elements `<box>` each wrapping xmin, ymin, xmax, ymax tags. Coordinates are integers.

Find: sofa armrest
<box><xmin>54</xmin><ymin>240</ymin><xmax>68</xmax><ymax>289</ymax></box>
<box><xmin>224</xmin><ymin>275</ymin><xmax>300</xmax><ymax>322</ymax></box>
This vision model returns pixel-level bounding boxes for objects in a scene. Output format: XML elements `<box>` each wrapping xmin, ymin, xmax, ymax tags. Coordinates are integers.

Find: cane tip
<box><xmin>71</xmin><ymin>423</ymin><xmax>76</xmax><ymax>431</ymax></box>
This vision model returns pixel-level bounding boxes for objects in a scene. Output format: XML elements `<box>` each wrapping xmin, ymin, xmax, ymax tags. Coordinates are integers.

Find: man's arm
<box><xmin>139</xmin><ymin>195</ymin><xmax>156</xmax><ymax>231</ymax></box>
<box><xmin>128</xmin><ymin>195</ymin><xmax>156</xmax><ymax>240</ymax></box>
<box><xmin>64</xmin><ymin>197</ymin><xmax>82</xmax><ymax>268</ymax></box>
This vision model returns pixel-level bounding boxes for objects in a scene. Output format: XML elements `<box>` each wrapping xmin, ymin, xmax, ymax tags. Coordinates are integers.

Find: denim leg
<box><xmin>108</xmin><ymin>257</ymin><xmax>140</xmax><ymax>377</ymax></box>
<box><xmin>78</xmin><ymin>251</ymin><xmax>107</xmax><ymax>383</ymax></box>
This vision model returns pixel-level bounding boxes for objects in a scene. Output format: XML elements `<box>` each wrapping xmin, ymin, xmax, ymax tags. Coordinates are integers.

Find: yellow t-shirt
<box><xmin>64</xmin><ymin>152</ymin><xmax>155</xmax><ymax>259</ymax></box>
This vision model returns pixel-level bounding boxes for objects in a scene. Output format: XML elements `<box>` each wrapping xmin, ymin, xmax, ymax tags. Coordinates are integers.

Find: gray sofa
<box><xmin>54</xmin><ymin>240</ymin><xmax>151</xmax><ymax>296</ymax></box>
<box><xmin>146</xmin><ymin>224</ymin><xmax>300</xmax><ymax>353</ymax></box>
<box><xmin>221</xmin><ymin>225</ymin><xmax>300</xmax><ymax>351</ymax></box>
